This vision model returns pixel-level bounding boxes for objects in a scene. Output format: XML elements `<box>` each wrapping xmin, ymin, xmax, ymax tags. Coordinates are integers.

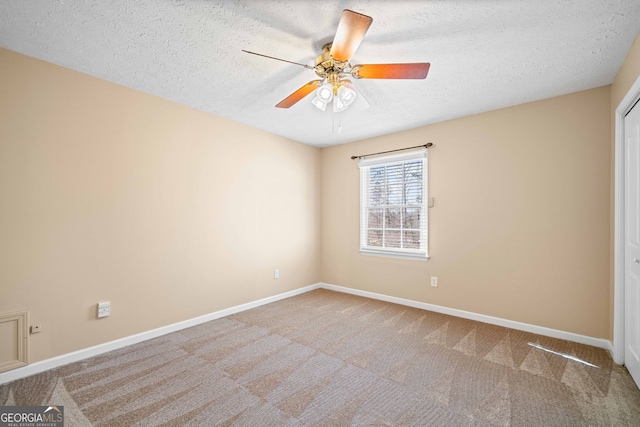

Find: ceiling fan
<box><xmin>242</xmin><ymin>9</ymin><xmax>430</xmax><ymax>112</ymax></box>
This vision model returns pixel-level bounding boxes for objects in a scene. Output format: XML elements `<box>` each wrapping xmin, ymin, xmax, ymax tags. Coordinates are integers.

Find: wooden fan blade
<box><xmin>276</xmin><ymin>80</ymin><xmax>322</xmax><ymax>108</ymax></box>
<box><xmin>352</xmin><ymin>63</ymin><xmax>431</xmax><ymax>79</ymax></box>
<box><xmin>242</xmin><ymin>50</ymin><xmax>314</xmax><ymax>70</ymax></box>
<box><xmin>330</xmin><ymin>10</ymin><xmax>373</xmax><ymax>62</ymax></box>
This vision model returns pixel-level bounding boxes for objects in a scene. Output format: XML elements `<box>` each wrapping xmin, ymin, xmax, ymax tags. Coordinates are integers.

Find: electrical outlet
<box><xmin>274</xmin><ymin>269</ymin><xmax>280</xmax><ymax>279</ymax></box>
<box><xmin>97</xmin><ymin>301</ymin><xmax>110</xmax><ymax>318</ymax></box>
<box><xmin>430</xmin><ymin>277</ymin><xmax>438</xmax><ymax>287</ymax></box>
<box><xmin>30</xmin><ymin>324</ymin><xmax>43</xmax><ymax>334</ymax></box>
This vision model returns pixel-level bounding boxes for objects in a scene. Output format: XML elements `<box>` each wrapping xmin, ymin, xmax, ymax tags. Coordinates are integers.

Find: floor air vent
<box><xmin>0</xmin><ymin>310</ymin><xmax>29</xmax><ymax>373</ymax></box>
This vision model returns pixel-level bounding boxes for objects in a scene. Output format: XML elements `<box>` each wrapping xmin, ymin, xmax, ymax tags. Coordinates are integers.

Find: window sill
<box><xmin>359</xmin><ymin>248</ymin><xmax>429</xmax><ymax>261</ymax></box>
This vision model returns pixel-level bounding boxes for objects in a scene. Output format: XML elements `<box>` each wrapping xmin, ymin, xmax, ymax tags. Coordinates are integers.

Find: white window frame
<box><xmin>359</xmin><ymin>149</ymin><xmax>429</xmax><ymax>260</ymax></box>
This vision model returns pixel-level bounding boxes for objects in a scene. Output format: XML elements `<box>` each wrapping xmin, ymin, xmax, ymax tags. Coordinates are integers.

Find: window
<box><xmin>359</xmin><ymin>149</ymin><xmax>428</xmax><ymax>260</ymax></box>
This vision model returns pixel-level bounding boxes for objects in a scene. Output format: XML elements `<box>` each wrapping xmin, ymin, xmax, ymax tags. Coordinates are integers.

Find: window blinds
<box><xmin>359</xmin><ymin>149</ymin><xmax>428</xmax><ymax>259</ymax></box>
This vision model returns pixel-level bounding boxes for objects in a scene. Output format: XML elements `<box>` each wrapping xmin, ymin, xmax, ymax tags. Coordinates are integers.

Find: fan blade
<box><xmin>330</xmin><ymin>10</ymin><xmax>373</xmax><ymax>62</ymax></box>
<box><xmin>276</xmin><ymin>80</ymin><xmax>322</xmax><ymax>108</ymax></box>
<box><xmin>242</xmin><ymin>50</ymin><xmax>314</xmax><ymax>70</ymax></box>
<box><xmin>352</xmin><ymin>63</ymin><xmax>431</xmax><ymax>79</ymax></box>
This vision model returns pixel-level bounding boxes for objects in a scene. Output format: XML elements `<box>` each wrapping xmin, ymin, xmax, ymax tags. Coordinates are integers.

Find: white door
<box><xmin>625</xmin><ymin>99</ymin><xmax>640</xmax><ymax>388</ymax></box>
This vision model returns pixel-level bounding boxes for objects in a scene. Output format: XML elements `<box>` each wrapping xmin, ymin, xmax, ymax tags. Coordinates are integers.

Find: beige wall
<box><xmin>0</xmin><ymin>48</ymin><xmax>321</xmax><ymax>363</ymax></box>
<box><xmin>612</xmin><ymin>35</ymin><xmax>640</xmax><ymax>109</ymax></box>
<box><xmin>321</xmin><ymin>86</ymin><xmax>612</xmax><ymax>339</ymax></box>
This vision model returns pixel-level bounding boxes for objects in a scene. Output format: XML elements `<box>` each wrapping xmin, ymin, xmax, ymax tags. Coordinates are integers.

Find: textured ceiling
<box><xmin>1</xmin><ymin>1</ymin><xmax>639</xmax><ymax>147</ymax></box>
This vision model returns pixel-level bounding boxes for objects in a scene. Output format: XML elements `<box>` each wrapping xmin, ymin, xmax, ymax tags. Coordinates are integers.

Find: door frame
<box><xmin>614</xmin><ymin>74</ymin><xmax>640</xmax><ymax>364</ymax></box>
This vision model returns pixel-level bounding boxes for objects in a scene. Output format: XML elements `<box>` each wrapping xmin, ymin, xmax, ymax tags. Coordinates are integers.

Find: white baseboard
<box><xmin>1</xmin><ymin>281</ymin><xmax>613</xmax><ymax>384</ymax></box>
<box><xmin>607</xmin><ymin>339</ymin><xmax>615</xmax><ymax>358</ymax></box>
<box><xmin>319</xmin><ymin>282</ymin><xmax>612</xmax><ymax>352</ymax></box>
<box><xmin>0</xmin><ymin>283</ymin><xmax>321</xmax><ymax>385</ymax></box>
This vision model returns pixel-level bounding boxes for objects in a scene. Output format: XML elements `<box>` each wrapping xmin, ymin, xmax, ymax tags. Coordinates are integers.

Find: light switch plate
<box><xmin>97</xmin><ymin>301</ymin><xmax>110</xmax><ymax>318</ymax></box>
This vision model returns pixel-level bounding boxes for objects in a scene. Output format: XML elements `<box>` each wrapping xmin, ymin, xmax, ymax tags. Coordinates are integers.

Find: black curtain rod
<box><xmin>350</xmin><ymin>143</ymin><xmax>433</xmax><ymax>160</ymax></box>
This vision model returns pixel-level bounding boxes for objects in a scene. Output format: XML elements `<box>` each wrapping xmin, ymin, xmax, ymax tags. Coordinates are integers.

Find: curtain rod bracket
<box><xmin>350</xmin><ymin>142</ymin><xmax>433</xmax><ymax>160</ymax></box>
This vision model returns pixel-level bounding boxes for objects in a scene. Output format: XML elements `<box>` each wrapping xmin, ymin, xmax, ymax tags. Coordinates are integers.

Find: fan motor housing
<box><xmin>315</xmin><ymin>43</ymin><xmax>349</xmax><ymax>78</ymax></box>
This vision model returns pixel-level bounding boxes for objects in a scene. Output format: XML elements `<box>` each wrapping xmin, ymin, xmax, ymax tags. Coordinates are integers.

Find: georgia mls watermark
<box><xmin>0</xmin><ymin>406</ymin><xmax>64</xmax><ymax>427</ymax></box>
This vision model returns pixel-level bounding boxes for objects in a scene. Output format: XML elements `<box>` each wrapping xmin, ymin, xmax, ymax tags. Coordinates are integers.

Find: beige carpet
<box><xmin>1</xmin><ymin>289</ymin><xmax>639</xmax><ymax>426</ymax></box>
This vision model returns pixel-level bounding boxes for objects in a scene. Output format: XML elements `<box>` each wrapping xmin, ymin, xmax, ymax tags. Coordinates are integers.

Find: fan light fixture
<box><xmin>311</xmin><ymin>95</ymin><xmax>327</xmax><ymax>111</ymax></box>
<box><xmin>312</xmin><ymin>81</ymin><xmax>357</xmax><ymax>112</ymax></box>
<box><xmin>317</xmin><ymin>84</ymin><xmax>334</xmax><ymax>102</ymax></box>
